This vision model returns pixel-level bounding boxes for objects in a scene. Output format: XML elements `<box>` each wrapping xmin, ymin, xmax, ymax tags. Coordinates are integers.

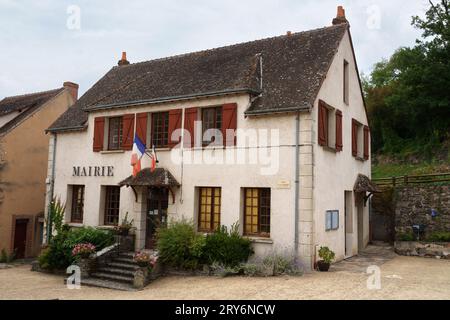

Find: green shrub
<box><xmin>156</xmin><ymin>220</ymin><xmax>206</xmax><ymax>270</ymax></box>
<box><xmin>203</xmin><ymin>224</ymin><xmax>253</xmax><ymax>267</ymax></box>
<box><xmin>427</xmin><ymin>231</ymin><xmax>450</xmax><ymax>242</ymax></box>
<box><xmin>318</xmin><ymin>246</ymin><xmax>335</xmax><ymax>264</ymax></box>
<box><xmin>397</xmin><ymin>232</ymin><xmax>415</xmax><ymax>241</ymax></box>
<box><xmin>262</xmin><ymin>252</ymin><xmax>302</xmax><ymax>276</ymax></box>
<box><xmin>38</xmin><ymin>226</ymin><xmax>114</xmax><ymax>270</ymax></box>
<box><xmin>0</xmin><ymin>249</ymin><xmax>16</xmax><ymax>263</ymax></box>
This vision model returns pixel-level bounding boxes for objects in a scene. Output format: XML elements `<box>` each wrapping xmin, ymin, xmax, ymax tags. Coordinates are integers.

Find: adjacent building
<box><xmin>0</xmin><ymin>82</ymin><xmax>78</xmax><ymax>258</ymax></box>
<box><xmin>45</xmin><ymin>8</ymin><xmax>373</xmax><ymax>270</ymax></box>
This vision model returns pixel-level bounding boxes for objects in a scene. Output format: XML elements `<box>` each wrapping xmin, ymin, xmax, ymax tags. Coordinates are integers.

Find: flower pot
<box><xmin>317</xmin><ymin>260</ymin><xmax>330</xmax><ymax>272</ymax></box>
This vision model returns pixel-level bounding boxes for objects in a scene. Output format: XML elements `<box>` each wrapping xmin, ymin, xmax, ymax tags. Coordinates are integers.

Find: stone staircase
<box><xmin>81</xmin><ymin>251</ymin><xmax>139</xmax><ymax>291</ymax></box>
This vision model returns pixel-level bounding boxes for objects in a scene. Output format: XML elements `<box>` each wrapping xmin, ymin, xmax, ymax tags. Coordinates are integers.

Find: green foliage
<box><xmin>0</xmin><ymin>249</ymin><xmax>16</xmax><ymax>263</ymax></box>
<box><xmin>427</xmin><ymin>231</ymin><xmax>450</xmax><ymax>242</ymax></box>
<box><xmin>364</xmin><ymin>0</ymin><xmax>450</xmax><ymax>160</ymax></box>
<box><xmin>156</xmin><ymin>220</ymin><xmax>206</xmax><ymax>270</ymax></box>
<box><xmin>203</xmin><ymin>224</ymin><xmax>254</xmax><ymax>267</ymax></box>
<box><xmin>47</xmin><ymin>198</ymin><xmax>66</xmax><ymax>236</ymax></box>
<box><xmin>38</xmin><ymin>227</ymin><xmax>114</xmax><ymax>270</ymax></box>
<box><xmin>397</xmin><ymin>232</ymin><xmax>415</xmax><ymax>241</ymax></box>
<box><xmin>318</xmin><ymin>246</ymin><xmax>335</xmax><ymax>264</ymax></box>
<box><xmin>261</xmin><ymin>251</ymin><xmax>303</xmax><ymax>276</ymax></box>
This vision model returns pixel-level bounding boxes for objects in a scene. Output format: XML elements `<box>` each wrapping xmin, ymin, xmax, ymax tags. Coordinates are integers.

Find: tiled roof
<box><xmin>119</xmin><ymin>168</ymin><xmax>180</xmax><ymax>187</ymax></box>
<box><xmin>48</xmin><ymin>23</ymin><xmax>348</xmax><ymax>132</ymax></box>
<box><xmin>0</xmin><ymin>88</ymin><xmax>64</xmax><ymax>135</ymax></box>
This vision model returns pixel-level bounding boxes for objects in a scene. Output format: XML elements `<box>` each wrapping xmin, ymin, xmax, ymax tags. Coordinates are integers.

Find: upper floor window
<box><xmin>70</xmin><ymin>185</ymin><xmax>85</xmax><ymax>223</ymax></box>
<box><xmin>344</xmin><ymin>60</ymin><xmax>349</xmax><ymax>104</ymax></box>
<box><xmin>202</xmin><ymin>106</ymin><xmax>222</xmax><ymax>146</ymax></box>
<box><xmin>352</xmin><ymin>119</ymin><xmax>370</xmax><ymax>160</ymax></box>
<box><xmin>151</xmin><ymin>112</ymin><xmax>169</xmax><ymax>148</ymax></box>
<box><xmin>318</xmin><ymin>100</ymin><xmax>343</xmax><ymax>152</ymax></box>
<box><xmin>108</xmin><ymin>117</ymin><xmax>123</xmax><ymax>150</ymax></box>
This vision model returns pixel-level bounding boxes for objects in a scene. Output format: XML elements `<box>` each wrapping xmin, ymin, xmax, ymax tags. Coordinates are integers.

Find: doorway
<box><xmin>13</xmin><ymin>219</ymin><xmax>28</xmax><ymax>259</ymax></box>
<box><xmin>145</xmin><ymin>187</ymin><xmax>169</xmax><ymax>249</ymax></box>
<box><xmin>344</xmin><ymin>191</ymin><xmax>353</xmax><ymax>257</ymax></box>
<box><xmin>356</xmin><ymin>193</ymin><xmax>365</xmax><ymax>251</ymax></box>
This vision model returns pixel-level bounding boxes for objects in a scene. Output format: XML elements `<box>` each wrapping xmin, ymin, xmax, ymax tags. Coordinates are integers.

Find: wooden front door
<box><xmin>146</xmin><ymin>188</ymin><xmax>169</xmax><ymax>249</ymax></box>
<box><xmin>13</xmin><ymin>219</ymin><xmax>28</xmax><ymax>259</ymax></box>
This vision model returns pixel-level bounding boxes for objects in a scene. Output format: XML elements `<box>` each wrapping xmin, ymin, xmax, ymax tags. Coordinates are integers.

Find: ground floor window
<box><xmin>70</xmin><ymin>185</ymin><xmax>85</xmax><ymax>223</ymax></box>
<box><xmin>198</xmin><ymin>187</ymin><xmax>221</xmax><ymax>232</ymax></box>
<box><xmin>244</xmin><ymin>188</ymin><xmax>271</xmax><ymax>237</ymax></box>
<box><xmin>104</xmin><ymin>186</ymin><xmax>120</xmax><ymax>226</ymax></box>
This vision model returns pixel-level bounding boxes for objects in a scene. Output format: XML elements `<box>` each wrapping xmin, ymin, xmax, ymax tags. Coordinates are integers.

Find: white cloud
<box><xmin>0</xmin><ymin>0</ymin><xmax>428</xmax><ymax>97</ymax></box>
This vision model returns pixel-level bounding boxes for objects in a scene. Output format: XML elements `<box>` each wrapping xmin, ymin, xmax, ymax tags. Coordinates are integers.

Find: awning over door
<box><xmin>353</xmin><ymin>174</ymin><xmax>380</xmax><ymax>193</ymax></box>
<box><xmin>119</xmin><ymin>168</ymin><xmax>180</xmax><ymax>188</ymax></box>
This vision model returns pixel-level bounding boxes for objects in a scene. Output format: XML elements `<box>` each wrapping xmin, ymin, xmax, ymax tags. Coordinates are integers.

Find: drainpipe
<box><xmin>46</xmin><ymin>133</ymin><xmax>57</xmax><ymax>243</ymax></box>
<box><xmin>294</xmin><ymin>112</ymin><xmax>300</xmax><ymax>261</ymax></box>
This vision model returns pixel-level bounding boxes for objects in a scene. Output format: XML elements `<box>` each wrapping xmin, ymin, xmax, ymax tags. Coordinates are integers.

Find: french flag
<box><xmin>131</xmin><ymin>134</ymin><xmax>146</xmax><ymax>177</ymax></box>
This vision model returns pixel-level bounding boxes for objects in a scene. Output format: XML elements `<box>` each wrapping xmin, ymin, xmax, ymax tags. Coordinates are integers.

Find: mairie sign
<box><xmin>72</xmin><ymin>166</ymin><xmax>114</xmax><ymax>177</ymax></box>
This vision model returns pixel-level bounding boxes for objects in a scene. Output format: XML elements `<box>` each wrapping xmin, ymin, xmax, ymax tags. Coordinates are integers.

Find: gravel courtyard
<box><xmin>1</xmin><ymin>254</ymin><xmax>449</xmax><ymax>300</ymax></box>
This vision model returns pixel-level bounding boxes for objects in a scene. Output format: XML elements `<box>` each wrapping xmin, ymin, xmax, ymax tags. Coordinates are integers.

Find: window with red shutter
<box><xmin>352</xmin><ymin>119</ymin><xmax>358</xmax><ymax>157</ymax></box>
<box><xmin>93</xmin><ymin>117</ymin><xmax>105</xmax><ymax>152</ymax></box>
<box><xmin>136</xmin><ymin>113</ymin><xmax>148</xmax><ymax>146</ymax></box>
<box><xmin>184</xmin><ymin>107</ymin><xmax>198</xmax><ymax>148</ymax></box>
<box><xmin>121</xmin><ymin>114</ymin><xmax>135</xmax><ymax>151</ymax></box>
<box><xmin>335</xmin><ymin>110</ymin><xmax>343</xmax><ymax>152</ymax></box>
<box><xmin>222</xmin><ymin>103</ymin><xmax>237</xmax><ymax>146</ymax></box>
<box><xmin>318</xmin><ymin>100</ymin><xmax>328</xmax><ymax>146</ymax></box>
<box><xmin>168</xmin><ymin>109</ymin><xmax>182</xmax><ymax>148</ymax></box>
<box><xmin>363</xmin><ymin>125</ymin><xmax>370</xmax><ymax>160</ymax></box>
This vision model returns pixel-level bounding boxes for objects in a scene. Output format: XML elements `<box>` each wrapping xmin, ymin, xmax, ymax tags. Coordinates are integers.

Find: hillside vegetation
<box><xmin>364</xmin><ymin>0</ymin><xmax>450</xmax><ymax>177</ymax></box>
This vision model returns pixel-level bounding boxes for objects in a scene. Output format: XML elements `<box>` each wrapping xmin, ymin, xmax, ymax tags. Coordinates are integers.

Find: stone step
<box><xmin>91</xmin><ymin>272</ymin><xmax>134</xmax><ymax>283</ymax></box>
<box><xmin>112</xmin><ymin>257</ymin><xmax>137</xmax><ymax>264</ymax></box>
<box><xmin>97</xmin><ymin>267</ymin><xmax>136</xmax><ymax>277</ymax></box>
<box><xmin>118</xmin><ymin>251</ymin><xmax>136</xmax><ymax>258</ymax></box>
<box><xmin>80</xmin><ymin>278</ymin><xmax>137</xmax><ymax>291</ymax></box>
<box><xmin>107</xmin><ymin>262</ymin><xmax>140</xmax><ymax>271</ymax></box>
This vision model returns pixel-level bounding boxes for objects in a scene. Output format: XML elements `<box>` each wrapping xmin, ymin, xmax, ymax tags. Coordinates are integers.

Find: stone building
<box><xmin>0</xmin><ymin>82</ymin><xmax>77</xmax><ymax>258</ymax></box>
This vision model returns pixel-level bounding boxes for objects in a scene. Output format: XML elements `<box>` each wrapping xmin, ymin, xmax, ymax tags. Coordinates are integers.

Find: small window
<box><xmin>104</xmin><ymin>186</ymin><xmax>120</xmax><ymax>226</ymax></box>
<box><xmin>344</xmin><ymin>60</ymin><xmax>349</xmax><ymax>104</ymax></box>
<box><xmin>151</xmin><ymin>112</ymin><xmax>169</xmax><ymax>148</ymax></box>
<box><xmin>198</xmin><ymin>187</ymin><xmax>221</xmax><ymax>232</ymax></box>
<box><xmin>318</xmin><ymin>100</ymin><xmax>342</xmax><ymax>151</ymax></box>
<box><xmin>202</xmin><ymin>106</ymin><xmax>222</xmax><ymax>146</ymax></box>
<box><xmin>70</xmin><ymin>185</ymin><xmax>85</xmax><ymax>223</ymax></box>
<box><xmin>108</xmin><ymin>117</ymin><xmax>123</xmax><ymax>150</ymax></box>
<box><xmin>244</xmin><ymin>188</ymin><xmax>271</xmax><ymax>237</ymax></box>
<box><xmin>326</xmin><ymin>210</ymin><xmax>339</xmax><ymax>231</ymax></box>
<box><xmin>352</xmin><ymin>119</ymin><xmax>365</xmax><ymax>159</ymax></box>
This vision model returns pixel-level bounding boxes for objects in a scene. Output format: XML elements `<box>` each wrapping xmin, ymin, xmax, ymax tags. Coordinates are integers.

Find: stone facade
<box><xmin>395</xmin><ymin>241</ymin><xmax>450</xmax><ymax>259</ymax></box>
<box><xmin>395</xmin><ymin>185</ymin><xmax>450</xmax><ymax>237</ymax></box>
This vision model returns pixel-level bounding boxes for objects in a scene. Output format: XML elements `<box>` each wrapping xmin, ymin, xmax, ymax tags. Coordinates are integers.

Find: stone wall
<box><xmin>395</xmin><ymin>185</ymin><xmax>450</xmax><ymax>237</ymax></box>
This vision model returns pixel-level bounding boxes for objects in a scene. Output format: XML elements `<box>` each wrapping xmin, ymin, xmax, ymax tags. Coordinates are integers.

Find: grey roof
<box><xmin>0</xmin><ymin>88</ymin><xmax>64</xmax><ymax>135</ymax></box>
<box><xmin>119</xmin><ymin>168</ymin><xmax>180</xmax><ymax>187</ymax></box>
<box><xmin>48</xmin><ymin>23</ymin><xmax>348</xmax><ymax>132</ymax></box>
<box><xmin>354</xmin><ymin>174</ymin><xmax>380</xmax><ymax>193</ymax></box>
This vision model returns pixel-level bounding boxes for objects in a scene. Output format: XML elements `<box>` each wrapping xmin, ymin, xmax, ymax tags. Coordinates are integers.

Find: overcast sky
<box><xmin>0</xmin><ymin>0</ymin><xmax>430</xmax><ymax>98</ymax></box>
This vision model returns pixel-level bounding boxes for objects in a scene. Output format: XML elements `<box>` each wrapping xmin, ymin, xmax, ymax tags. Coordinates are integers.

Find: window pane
<box><xmin>105</xmin><ymin>186</ymin><xmax>120</xmax><ymax>226</ymax></box>
<box><xmin>198</xmin><ymin>187</ymin><xmax>221</xmax><ymax>232</ymax></box>
<box><xmin>108</xmin><ymin>117</ymin><xmax>123</xmax><ymax>150</ymax></box>
<box><xmin>244</xmin><ymin>188</ymin><xmax>270</xmax><ymax>237</ymax></box>
<box><xmin>71</xmin><ymin>185</ymin><xmax>84</xmax><ymax>223</ymax></box>
<box><xmin>151</xmin><ymin>112</ymin><xmax>169</xmax><ymax>148</ymax></box>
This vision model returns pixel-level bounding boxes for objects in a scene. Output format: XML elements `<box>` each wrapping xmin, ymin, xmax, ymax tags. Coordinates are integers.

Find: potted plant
<box><xmin>134</xmin><ymin>251</ymin><xmax>158</xmax><ymax>269</ymax></box>
<box><xmin>317</xmin><ymin>246</ymin><xmax>335</xmax><ymax>272</ymax></box>
<box><xmin>72</xmin><ymin>243</ymin><xmax>96</xmax><ymax>259</ymax></box>
<box><xmin>116</xmin><ymin>212</ymin><xmax>134</xmax><ymax>236</ymax></box>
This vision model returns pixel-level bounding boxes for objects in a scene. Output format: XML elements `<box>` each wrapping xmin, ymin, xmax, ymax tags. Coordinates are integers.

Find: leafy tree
<box><xmin>364</xmin><ymin>0</ymin><xmax>450</xmax><ymax>159</ymax></box>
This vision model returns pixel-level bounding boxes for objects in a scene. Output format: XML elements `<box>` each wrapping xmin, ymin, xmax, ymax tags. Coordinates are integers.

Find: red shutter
<box><xmin>363</xmin><ymin>125</ymin><xmax>370</xmax><ymax>160</ymax></box>
<box><xmin>352</xmin><ymin>119</ymin><xmax>358</xmax><ymax>157</ymax></box>
<box><xmin>122</xmin><ymin>114</ymin><xmax>135</xmax><ymax>150</ymax></box>
<box><xmin>184</xmin><ymin>107</ymin><xmax>198</xmax><ymax>148</ymax></box>
<box><xmin>136</xmin><ymin>113</ymin><xmax>148</xmax><ymax>146</ymax></box>
<box><xmin>318</xmin><ymin>100</ymin><xmax>328</xmax><ymax>146</ymax></box>
<box><xmin>222</xmin><ymin>103</ymin><xmax>237</xmax><ymax>146</ymax></box>
<box><xmin>335</xmin><ymin>109</ymin><xmax>343</xmax><ymax>152</ymax></box>
<box><xmin>93</xmin><ymin>117</ymin><xmax>105</xmax><ymax>152</ymax></box>
<box><xmin>168</xmin><ymin>109</ymin><xmax>182</xmax><ymax>148</ymax></box>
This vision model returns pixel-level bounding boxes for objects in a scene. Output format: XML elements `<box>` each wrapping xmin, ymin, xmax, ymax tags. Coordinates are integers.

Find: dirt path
<box><xmin>0</xmin><ymin>256</ymin><xmax>449</xmax><ymax>300</ymax></box>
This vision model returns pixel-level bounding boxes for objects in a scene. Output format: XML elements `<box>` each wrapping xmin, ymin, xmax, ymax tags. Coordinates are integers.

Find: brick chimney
<box><xmin>63</xmin><ymin>81</ymin><xmax>79</xmax><ymax>101</ymax></box>
<box><xmin>332</xmin><ymin>6</ymin><xmax>348</xmax><ymax>25</ymax></box>
<box><xmin>118</xmin><ymin>51</ymin><xmax>130</xmax><ymax>66</ymax></box>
